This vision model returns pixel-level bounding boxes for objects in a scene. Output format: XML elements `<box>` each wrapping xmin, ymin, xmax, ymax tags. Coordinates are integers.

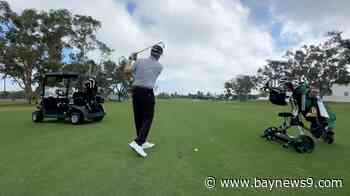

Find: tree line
<box><xmin>1</xmin><ymin>1</ymin><xmax>350</xmax><ymax>103</ymax></box>
<box><xmin>225</xmin><ymin>32</ymin><xmax>350</xmax><ymax>100</ymax></box>
<box><xmin>0</xmin><ymin>1</ymin><xmax>130</xmax><ymax>103</ymax></box>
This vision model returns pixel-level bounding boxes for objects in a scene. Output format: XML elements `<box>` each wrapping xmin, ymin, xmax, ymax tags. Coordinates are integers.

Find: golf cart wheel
<box><xmin>262</xmin><ymin>127</ymin><xmax>278</xmax><ymax>141</ymax></box>
<box><xmin>294</xmin><ymin>135</ymin><xmax>315</xmax><ymax>153</ymax></box>
<box><xmin>32</xmin><ymin>111</ymin><xmax>44</xmax><ymax>122</ymax></box>
<box><xmin>71</xmin><ymin>113</ymin><xmax>82</xmax><ymax>125</ymax></box>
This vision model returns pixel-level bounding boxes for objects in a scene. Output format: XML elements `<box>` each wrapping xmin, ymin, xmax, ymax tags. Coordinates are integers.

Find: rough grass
<box><xmin>0</xmin><ymin>100</ymin><xmax>349</xmax><ymax>196</ymax></box>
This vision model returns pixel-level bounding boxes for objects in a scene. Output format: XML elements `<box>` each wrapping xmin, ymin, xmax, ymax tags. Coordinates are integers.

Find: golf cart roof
<box><xmin>45</xmin><ymin>72</ymin><xmax>79</xmax><ymax>78</ymax></box>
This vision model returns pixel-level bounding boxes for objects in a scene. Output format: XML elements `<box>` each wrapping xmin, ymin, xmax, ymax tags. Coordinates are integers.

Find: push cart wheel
<box><xmin>322</xmin><ymin>129</ymin><xmax>335</xmax><ymax>144</ymax></box>
<box><xmin>323</xmin><ymin>135</ymin><xmax>334</xmax><ymax>144</ymax></box>
<box><xmin>71</xmin><ymin>113</ymin><xmax>82</xmax><ymax>125</ymax></box>
<box><xmin>32</xmin><ymin>111</ymin><xmax>44</xmax><ymax>122</ymax></box>
<box><xmin>294</xmin><ymin>135</ymin><xmax>314</xmax><ymax>153</ymax></box>
<box><xmin>261</xmin><ymin>127</ymin><xmax>278</xmax><ymax>141</ymax></box>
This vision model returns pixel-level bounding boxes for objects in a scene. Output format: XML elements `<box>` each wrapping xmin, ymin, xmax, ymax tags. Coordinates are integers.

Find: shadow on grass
<box><xmin>35</xmin><ymin>119</ymin><xmax>100</xmax><ymax>126</ymax></box>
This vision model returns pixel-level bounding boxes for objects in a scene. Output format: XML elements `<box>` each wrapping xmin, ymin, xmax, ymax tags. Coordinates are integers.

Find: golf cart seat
<box><xmin>72</xmin><ymin>91</ymin><xmax>86</xmax><ymax>106</ymax></box>
<box><xmin>43</xmin><ymin>97</ymin><xmax>58</xmax><ymax>114</ymax></box>
<box><xmin>278</xmin><ymin>112</ymin><xmax>293</xmax><ymax>117</ymax></box>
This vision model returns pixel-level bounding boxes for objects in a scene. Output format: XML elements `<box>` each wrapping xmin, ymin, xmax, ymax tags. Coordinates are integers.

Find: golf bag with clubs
<box><xmin>261</xmin><ymin>79</ymin><xmax>336</xmax><ymax>153</ymax></box>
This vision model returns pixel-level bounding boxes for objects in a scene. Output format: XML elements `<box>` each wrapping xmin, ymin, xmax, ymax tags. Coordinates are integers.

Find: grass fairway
<box><xmin>0</xmin><ymin>100</ymin><xmax>349</xmax><ymax>196</ymax></box>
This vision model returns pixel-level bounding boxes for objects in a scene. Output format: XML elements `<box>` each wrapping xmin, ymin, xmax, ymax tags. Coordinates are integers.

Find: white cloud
<box><xmin>7</xmin><ymin>0</ymin><xmax>278</xmax><ymax>93</ymax></box>
<box><xmin>269</xmin><ymin>0</ymin><xmax>350</xmax><ymax>48</ymax></box>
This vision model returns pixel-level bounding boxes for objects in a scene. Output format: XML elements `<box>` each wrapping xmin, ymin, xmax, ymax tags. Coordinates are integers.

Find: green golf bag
<box><xmin>292</xmin><ymin>83</ymin><xmax>336</xmax><ymax>143</ymax></box>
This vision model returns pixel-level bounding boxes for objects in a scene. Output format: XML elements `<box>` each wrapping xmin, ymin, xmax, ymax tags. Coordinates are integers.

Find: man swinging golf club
<box><xmin>126</xmin><ymin>44</ymin><xmax>164</xmax><ymax>157</ymax></box>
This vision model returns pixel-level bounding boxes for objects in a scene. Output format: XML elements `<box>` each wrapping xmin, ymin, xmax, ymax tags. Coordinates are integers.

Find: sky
<box><xmin>2</xmin><ymin>0</ymin><xmax>350</xmax><ymax>93</ymax></box>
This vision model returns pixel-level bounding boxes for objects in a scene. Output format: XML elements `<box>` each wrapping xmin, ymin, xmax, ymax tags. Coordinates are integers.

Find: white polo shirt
<box><xmin>132</xmin><ymin>56</ymin><xmax>163</xmax><ymax>89</ymax></box>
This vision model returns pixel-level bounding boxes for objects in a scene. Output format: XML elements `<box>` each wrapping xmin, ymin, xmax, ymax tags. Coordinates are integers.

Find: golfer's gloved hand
<box><xmin>129</xmin><ymin>53</ymin><xmax>138</xmax><ymax>61</ymax></box>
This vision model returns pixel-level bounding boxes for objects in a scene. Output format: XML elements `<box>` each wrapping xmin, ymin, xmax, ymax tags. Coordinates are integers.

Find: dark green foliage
<box><xmin>225</xmin><ymin>75</ymin><xmax>256</xmax><ymax>101</ymax></box>
<box><xmin>257</xmin><ymin>32</ymin><xmax>350</xmax><ymax>97</ymax></box>
<box><xmin>0</xmin><ymin>1</ymin><xmax>111</xmax><ymax>103</ymax></box>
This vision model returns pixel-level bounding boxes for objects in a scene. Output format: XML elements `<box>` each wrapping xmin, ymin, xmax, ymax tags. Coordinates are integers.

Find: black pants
<box><xmin>132</xmin><ymin>86</ymin><xmax>155</xmax><ymax>145</ymax></box>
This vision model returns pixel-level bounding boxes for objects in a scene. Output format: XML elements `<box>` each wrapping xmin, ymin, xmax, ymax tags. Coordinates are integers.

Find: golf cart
<box><xmin>32</xmin><ymin>72</ymin><xmax>105</xmax><ymax>124</ymax></box>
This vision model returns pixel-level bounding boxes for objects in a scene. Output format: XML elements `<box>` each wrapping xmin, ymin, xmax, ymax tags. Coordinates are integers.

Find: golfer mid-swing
<box><xmin>127</xmin><ymin>44</ymin><xmax>163</xmax><ymax>157</ymax></box>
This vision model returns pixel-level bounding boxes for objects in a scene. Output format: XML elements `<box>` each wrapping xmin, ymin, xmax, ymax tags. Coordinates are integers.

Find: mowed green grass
<box><xmin>0</xmin><ymin>100</ymin><xmax>349</xmax><ymax>196</ymax></box>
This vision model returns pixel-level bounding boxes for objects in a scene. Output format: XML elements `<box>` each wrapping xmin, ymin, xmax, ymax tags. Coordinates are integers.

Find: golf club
<box><xmin>134</xmin><ymin>41</ymin><xmax>165</xmax><ymax>56</ymax></box>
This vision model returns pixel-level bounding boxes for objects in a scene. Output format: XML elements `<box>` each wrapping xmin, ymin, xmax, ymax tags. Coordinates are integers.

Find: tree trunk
<box><xmin>3</xmin><ymin>77</ymin><xmax>5</xmax><ymax>92</ymax></box>
<box><xmin>24</xmin><ymin>68</ymin><xmax>33</xmax><ymax>104</ymax></box>
<box><xmin>117</xmin><ymin>88</ymin><xmax>122</xmax><ymax>102</ymax></box>
<box><xmin>26</xmin><ymin>89</ymin><xmax>32</xmax><ymax>104</ymax></box>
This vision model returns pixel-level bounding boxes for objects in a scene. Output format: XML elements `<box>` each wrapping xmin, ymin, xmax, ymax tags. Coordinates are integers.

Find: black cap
<box><xmin>151</xmin><ymin>44</ymin><xmax>163</xmax><ymax>58</ymax></box>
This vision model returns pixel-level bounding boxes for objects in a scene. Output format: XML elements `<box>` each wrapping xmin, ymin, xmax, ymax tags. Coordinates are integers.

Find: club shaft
<box><xmin>135</xmin><ymin>41</ymin><xmax>163</xmax><ymax>55</ymax></box>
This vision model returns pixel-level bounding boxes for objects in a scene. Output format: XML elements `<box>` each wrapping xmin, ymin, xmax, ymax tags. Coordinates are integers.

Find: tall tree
<box><xmin>0</xmin><ymin>1</ymin><xmax>112</xmax><ymax>103</ymax></box>
<box><xmin>39</xmin><ymin>9</ymin><xmax>73</xmax><ymax>66</ymax></box>
<box><xmin>0</xmin><ymin>4</ymin><xmax>45</xmax><ymax>103</ymax></box>
<box><xmin>70</xmin><ymin>15</ymin><xmax>111</xmax><ymax>65</ymax></box>
<box><xmin>225</xmin><ymin>75</ymin><xmax>256</xmax><ymax>101</ymax></box>
<box><xmin>64</xmin><ymin>14</ymin><xmax>112</xmax><ymax>88</ymax></box>
<box><xmin>257</xmin><ymin>32</ymin><xmax>350</xmax><ymax>96</ymax></box>
<box><xmin>33</xmin><ymin>9</ymin><xmax>74</xmax><ymax>94</ymax></box>
<box><xmin>109</xmin><ymin>60</ymin><xmax>132</xmax><ymax>101</ymax></box>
